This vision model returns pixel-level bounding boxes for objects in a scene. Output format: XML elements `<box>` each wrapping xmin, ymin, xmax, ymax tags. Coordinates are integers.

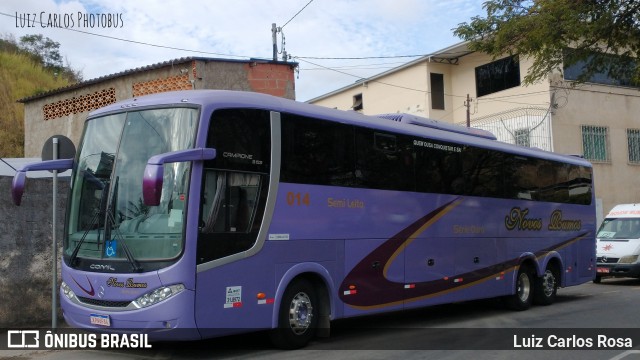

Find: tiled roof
<box><xmin>18</xmin><ymin>56</ymin><xmax>292</xmax><ymax>103</ymax></box>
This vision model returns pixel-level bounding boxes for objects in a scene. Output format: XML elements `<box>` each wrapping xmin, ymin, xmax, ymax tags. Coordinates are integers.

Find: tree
<box><xmin>453</xmin><ymin>0</ymin><xmax>640</xmax><ymax>86</ymax></box>
<box><xmin>16</xmin><ymin>34</ymin><xmax>82</xmax><ymax>83</ymax></box>
<box><xmin>19</xmin><ymin>34</ymin><xmax>63</xmax><ymax>70</ymax></box>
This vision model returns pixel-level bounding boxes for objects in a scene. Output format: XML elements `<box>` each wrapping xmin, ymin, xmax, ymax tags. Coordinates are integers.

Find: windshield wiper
<box><xmin>69</xmin><ymin>171</ymin><xmax>107</xmax><ymax>267</ymax></box>
<box><xmin>69</xmin><ymin>209</ymin><xmax>102</xmax><ymax>267</ymax></box>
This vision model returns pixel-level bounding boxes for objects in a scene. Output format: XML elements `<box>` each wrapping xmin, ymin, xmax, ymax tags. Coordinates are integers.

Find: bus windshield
<box><xmin>65</xmin><ymin>107</ymin><xmax>198</xmax><ymax>268</ymax></box>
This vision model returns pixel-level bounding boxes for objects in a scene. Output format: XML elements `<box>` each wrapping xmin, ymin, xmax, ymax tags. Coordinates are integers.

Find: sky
<box><xmin>0</xmin><ymin>0</ymin><xmax>486</xmax><ymax>102</ymax></box>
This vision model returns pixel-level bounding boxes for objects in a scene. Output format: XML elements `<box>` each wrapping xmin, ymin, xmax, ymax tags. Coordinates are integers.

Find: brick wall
<box><xmin>245</xmin><ymin>63</ymin><xmax>295</xmax><ymax>98</ymax></box>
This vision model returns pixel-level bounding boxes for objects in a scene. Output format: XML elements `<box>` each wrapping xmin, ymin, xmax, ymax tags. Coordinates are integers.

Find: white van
<box><xmin>595</xmin><ymin>204</ymin><xmax>640</xmax><ymax>283</ymax></box>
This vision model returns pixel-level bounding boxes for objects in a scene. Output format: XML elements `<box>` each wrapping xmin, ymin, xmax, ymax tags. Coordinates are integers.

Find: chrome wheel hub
<box><xmin>541</xmin><ymin>270</ymin><xmax>555</xmax><ymax>297</ymax></box>
<box><xmin>517</xmin><ymin>272</ymin><xmax>531</xmax><ymax>302</ymax></box>
<box><xmin>288</xmin><ymin>291</ymin><xmax>313</xmax><ymax>335</ymax></box>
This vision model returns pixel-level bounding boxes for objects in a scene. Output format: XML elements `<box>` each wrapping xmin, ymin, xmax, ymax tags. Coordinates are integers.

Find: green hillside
<box><xmin>0</xmin><ymin>39</ymin><xmax>74</xmax><ymax>157</ymax></box>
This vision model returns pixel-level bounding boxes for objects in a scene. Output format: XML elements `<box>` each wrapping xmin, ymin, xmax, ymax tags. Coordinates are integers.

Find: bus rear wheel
<box><xmin>534</xmin><ymin>267</ymin><xmax>558</xmax><ymax>305</ymax></box>
<box><xmin>505</xmin><ymin>265</ymin><xmax>534</xmax><ymax>311</ymax></box>
<box><xmin>270</xmin><ymin>278</ymin><xmax>318</xmax><ymax>349</ymax></box>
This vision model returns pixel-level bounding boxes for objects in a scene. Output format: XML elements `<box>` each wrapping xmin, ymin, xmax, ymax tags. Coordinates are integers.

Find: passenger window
<box><xmin>355</xmin><ymin>128</ymin><xmax>414</xmax><ymax>191</ymax></box>
<box><xmin>281</xmin><ymin>114</ymin><xmax>355</xmax><ymax>186</ymax></box>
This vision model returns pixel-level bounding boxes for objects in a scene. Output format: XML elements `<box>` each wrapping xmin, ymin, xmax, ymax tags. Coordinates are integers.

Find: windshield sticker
<box><xmin>599</xmin><ymin>231</ymin><xmax>616</xmax><ymax>239</ymax></box>
<box><xmin>413</xmin><ymin>140</ymin><xmax>462</xmax><ymax>153</ymax></box>
<box><xmin>105</xmin><ymin>239</ymin><xmax>117</xmax><ymax>257</ymax></box>
<box><xmin>224</xmin><ymin>286</ymin><xmax>243</xmax><ymax>308</ymax></box>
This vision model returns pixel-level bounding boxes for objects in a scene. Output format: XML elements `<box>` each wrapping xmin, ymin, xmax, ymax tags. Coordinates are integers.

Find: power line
<box><xmin>297</xmin><ymin>57</ymin><xmax>432</xmax><ymax>95</ymax></box>
<box><xmin>0</xmin><ymin>11</ymin><xmax>467</xmax><ymax>65</ymax></box>
<box><xmin>4</xmin><ymin>12</ymin><xmax>602</xmax><ymax>104</ymax></box>
<box><xmin>295</xmin><ymin>51</ymin><xmax>474</xmax><ymax>60</ymax></box>
<box><xmin>298</xmin><ymin>54</ymin><xmax>426</xmax><ymax>60</ymax></box>
<box><xmin>282</xmin><ymin>0</ymin><xmax>315</xmax><ymax>28</ymax></box>
<box><xmin>298</xmin><ymin>57</ymin><xmax>566</xmax><ymax>105</ymax></box>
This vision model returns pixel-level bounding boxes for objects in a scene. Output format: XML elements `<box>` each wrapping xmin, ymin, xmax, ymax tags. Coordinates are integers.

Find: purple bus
<box><xmin>12</xmin><ymin>90</ymin><xmax>596</xmax><ymax>348</ymax></box>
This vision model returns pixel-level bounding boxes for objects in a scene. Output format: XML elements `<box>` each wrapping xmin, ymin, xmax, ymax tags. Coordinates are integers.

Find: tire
<box><xmin>270</xmin><ymin>279</ymin><xmax>318</xmax><ymax>349</ymax></box>
<box><xmin>534</xmin><ymin>267</ymin><xmax>558</xmax><ymax>306</ymax></box>
<box><xmin>505</xmin><ymin>265</ymin><xmax>534</xmax><ymax>311</ymax></box>
<box><xmin>593</xmin><ymin>276</ymin><xmax>602</xmax><ymax>284</ymax></box>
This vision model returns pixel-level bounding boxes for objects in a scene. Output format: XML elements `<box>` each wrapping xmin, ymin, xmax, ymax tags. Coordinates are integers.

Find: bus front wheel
<box><xmin>505</xmin><ymin>265</ymin><xmax>534</xmax><ymax>311</ymax></box>
<box><xmin>270</xmin><ymin>278</ymin><xmax>318</xmax><ymax>349</ymax></box>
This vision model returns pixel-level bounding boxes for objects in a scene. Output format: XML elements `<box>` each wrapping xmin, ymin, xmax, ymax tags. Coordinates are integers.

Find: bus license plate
<box><xmin>596</xmin><ymin>267</ymin><xmax>610</xmax><ymax>274</ymax></box>
<box><xmin>90</xmin><ymin>314</ymin><xmax>111</xmax><ymax>327</ymax></box>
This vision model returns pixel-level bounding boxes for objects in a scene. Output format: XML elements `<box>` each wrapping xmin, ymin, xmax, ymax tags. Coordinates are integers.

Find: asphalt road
<box><xmin>3</xmin><ymin>278</ymin><xmax>640</xmax><ymax>360</ymax></box>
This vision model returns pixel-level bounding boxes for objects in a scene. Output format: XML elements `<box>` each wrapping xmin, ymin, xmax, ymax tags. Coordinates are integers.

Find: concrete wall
<box><xmin>0</xmin><ymin>176</ymin><xmax>68</xmax><ymax>327</ymax></box>
<box><xmin>551</xmin><ymin>78</ymin><xmax>640</xmax><ymax>214</ymax></box>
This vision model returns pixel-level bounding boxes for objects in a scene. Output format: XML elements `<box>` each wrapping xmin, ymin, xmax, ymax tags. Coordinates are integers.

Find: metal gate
<box><xmin>460</xmin><ymin>107</ymin><xmax>553</xmax><ymax>151</ymax></box>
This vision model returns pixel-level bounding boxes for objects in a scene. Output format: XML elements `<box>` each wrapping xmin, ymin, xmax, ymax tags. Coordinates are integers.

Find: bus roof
<box><xmin>89</xmin><ymin>90</ymin><xmax>591</xmax><ymax>168</ymax></box>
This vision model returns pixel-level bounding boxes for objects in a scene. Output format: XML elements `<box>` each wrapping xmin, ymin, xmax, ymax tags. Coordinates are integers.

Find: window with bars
<box><xmin>628</xmin><ymin>129</ymin><xmax>640</xmax><ymax>164</ymax></box>
<box><xmin>581</xmin><ymin>125</ymin><xmax>610</xmax><ymax>162</ymax></box>
<box><xmin>515</xmin><ymin>128</ymin><xmax>530</xmax><ymax>147</ymax></box>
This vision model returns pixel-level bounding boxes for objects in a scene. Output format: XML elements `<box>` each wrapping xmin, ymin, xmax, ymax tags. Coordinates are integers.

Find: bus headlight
<box><xmin>61</xmin><ymin>281</ymin><xmax>75</xmax><ymax>300</ymax></box>
<box><xmin>618</xmin><ymin>255</ymin><xmax>639</xmax><ymax>264</ymax></box>
<box><xmin>132</xmin><ymin>284</ymin><xmax>185</xmax><ymax>308</ymax></box>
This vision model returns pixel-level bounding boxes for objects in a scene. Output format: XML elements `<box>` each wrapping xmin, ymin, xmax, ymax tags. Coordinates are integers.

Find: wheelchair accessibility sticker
<box><xmin>105</xmin><ymin>239</ymin><xmax>117</xmax><ymax>257</ymax></box>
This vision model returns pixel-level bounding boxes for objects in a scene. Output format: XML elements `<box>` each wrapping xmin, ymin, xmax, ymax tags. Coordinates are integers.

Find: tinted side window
<box><xmin>198</xmin><ymin>109</ymin><xmax>271</xmax><ymax>264</ymax></box>
<box><xmin>414</xmin><ymin>139</ymin><xmax>463</xmax><ymax>194</ymax></box>
<box><xmin>462</xmin><ymin>146</ymin><xmax>503</xmax><ymax>197</ymax></box>
<box><xmin>356</xmin><ymin>129</ymin><xmax>415</xmax><ymax>191</ymax></box>
<box><xmin>206</xmin><ymin>109</ymin><xmax>271</xmax><ymax>173</ymax></box>
<box><xmin>567</xmin><ymin>165</ymin><xmax>592</xmax><ymax>205</ymax></box>
<box><xmin>503</xmin><ymin>155</ymin><xmax>592</xmax><ymax>204</ymax></box>
<box><xmin>281</xmin><ymin>114</ymin><xmax>356</xmax><ymax>186</ymax></box>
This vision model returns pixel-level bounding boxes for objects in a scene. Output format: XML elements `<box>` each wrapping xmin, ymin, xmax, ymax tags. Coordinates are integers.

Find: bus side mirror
<box><xmin>143</xmin><ymin>148</ymin><xmax>216</xmax><ymax>206</ymax></box>
<box><xmin>11</xmin><ymin>159</ymin><xmax>74</xmax><ymax>206</ymax></box>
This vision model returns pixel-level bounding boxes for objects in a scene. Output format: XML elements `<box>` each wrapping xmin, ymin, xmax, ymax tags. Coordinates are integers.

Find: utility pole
<box><xmin>271</xmin><ymin>23</ymin><xmax>288</xmax><ymax>62</ymax></box>
<box><xmin>465</xmin><ymin>94</ymin><xmax>473</xmax><ymax>127</ymax></box>
<box><xmin>272</xmin><ymin>23</ymin><xmax>278</xmax><ymax>61</ymax></box>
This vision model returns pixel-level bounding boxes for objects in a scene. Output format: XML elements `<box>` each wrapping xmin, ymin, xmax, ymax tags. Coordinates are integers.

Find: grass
<box><xmin>0</xmin><ymin>51</ymin><xmax>72</xmax><ymax>157</ymax></box>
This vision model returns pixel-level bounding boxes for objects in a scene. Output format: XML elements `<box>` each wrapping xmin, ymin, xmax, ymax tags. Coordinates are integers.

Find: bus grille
<box><xmin>77</xmin><ymin>296</ymin><xmax>131</xmax><ymax>308</ymax></box>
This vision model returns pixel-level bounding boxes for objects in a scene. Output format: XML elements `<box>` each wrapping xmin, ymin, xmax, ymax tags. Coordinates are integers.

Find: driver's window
<box><xmin>201</xmin><ymin>171</ymin><xmax>261</xmax><ymax>234</ymax></box>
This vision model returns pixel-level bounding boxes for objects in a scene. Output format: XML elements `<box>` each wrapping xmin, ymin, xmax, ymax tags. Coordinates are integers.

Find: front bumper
<box><xmin>61</xmin><ymin>287</ymin><xmax>200</xmax><ymax>341</ymax></box>
<box><xmin>595</xmin><ymin>262</ymin><xmax>640</xmax><ymax>279</ymax></box>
